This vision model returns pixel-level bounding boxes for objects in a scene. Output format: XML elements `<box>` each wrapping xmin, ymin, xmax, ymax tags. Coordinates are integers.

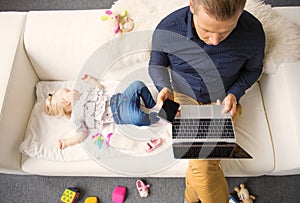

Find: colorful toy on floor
<box><xmin>112</xmin><ymin>185</ymin><xmax>127</xmax><ymax>203</ymax></box>
<box><xmin>84</xmin><ymin>196</ymin><xmax>98</xmax><ymax>203</ymax></box>
<box><xmin>234</xmin><ymin>183</ymin><xmax>256</xmax><ymax>203</ymax></box>
<box><xmin>136</xmin><ymin>179</ymin><xmax>150</xmax><ymax>198</ymax></box>
<box><xmin>61</xmin><ymin>187</ymin><xmax>80</xmax><ymax>203</ymax></box>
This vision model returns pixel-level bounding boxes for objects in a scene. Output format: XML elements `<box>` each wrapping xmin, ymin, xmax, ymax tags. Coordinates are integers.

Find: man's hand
<box><xmin>222</xmin><ymin>93</ymin><xmax>237</xmax><ymax>117</ymax></box>
<box><xmin>156</xmin><ymin>87</ymin><xmax>174</xmax><ymax>108</ymax></box>
<box><xmin>157</xmin><ymin>87</ymin><xmax>182</xmax><ymax>116</ymax></box>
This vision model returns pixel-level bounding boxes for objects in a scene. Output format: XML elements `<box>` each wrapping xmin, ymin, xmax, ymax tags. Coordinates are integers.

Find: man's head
<box><xmin>190</xmin><ymin>0</ymin><xmax>246</xmax><ymax>45</ymax></box>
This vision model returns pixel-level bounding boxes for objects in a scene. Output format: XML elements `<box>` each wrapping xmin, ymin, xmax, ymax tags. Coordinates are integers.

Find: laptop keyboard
<box><xmin>173</xmin><ymin>143</ymin><xmax>234</xmax><ymax>159</ymax></box>
<box><xmin>172</xmin><ymin>118</ymin><xmax>234</xmax><ymax>139</ymax></box>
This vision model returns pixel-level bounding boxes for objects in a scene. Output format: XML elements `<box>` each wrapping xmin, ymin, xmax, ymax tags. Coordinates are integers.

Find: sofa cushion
<box><xmin>24</xmin><ymin>10</ymin><xmax>111</xmax><ymax>81</ymax></box>
<box><xmin>260</xmin><ymin>61</ymin><xmax>300</xmax><ymax>174</ymax></box>
<box><xmin>221</xmin><ymin>83</ymin><xmax>274</xmax><ymax>176</ymax></box>
<box><xmin>21</xmin><ymin>52</ymin><xmax>273</xmax><ymax>177</ymax></box>
<box><xmin>21</xmin><ymin>82</ymin><xmax>272</xmax><ymax>177</ymax></box>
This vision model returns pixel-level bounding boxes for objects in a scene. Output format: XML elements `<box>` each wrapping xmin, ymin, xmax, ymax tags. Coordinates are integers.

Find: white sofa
<box><xmin>0</xmin><ymin>4</ymin><xmax>300</xmax><ymax>177</ymax></box>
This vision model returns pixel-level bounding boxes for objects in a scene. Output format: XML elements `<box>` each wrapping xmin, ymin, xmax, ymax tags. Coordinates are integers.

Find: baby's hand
<box><xmin>81</xmin><ymin>74</ymin><xmax>90</xmax><ymax>81</ymax></box>
<box><xmin>58</xmin><ymin>139</ymin><xmax>66</xmax><ymax>150</ymax></box>
<box><xmin>81</xmin><ymin>74</ymin><xmax>103</xmax><ymax>90</ymax></box>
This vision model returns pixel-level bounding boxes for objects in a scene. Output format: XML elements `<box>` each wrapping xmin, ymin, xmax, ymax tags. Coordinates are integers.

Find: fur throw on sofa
<box><xmin>110</xmin><ymin>0</ymin><xmax>300</xmax><ymax>74</ymax></box>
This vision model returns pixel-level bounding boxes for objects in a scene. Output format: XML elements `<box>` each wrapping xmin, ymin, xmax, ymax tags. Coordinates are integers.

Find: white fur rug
<box><xmin>110</xmin><ymin>0</ymin><xmax>300</xmax><ymax>74</ymax></box>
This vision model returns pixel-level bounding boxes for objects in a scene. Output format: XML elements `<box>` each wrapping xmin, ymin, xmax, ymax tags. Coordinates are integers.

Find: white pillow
<box><xmin>20</xmin><ymin>81</ymin><xmax>90</xmax><ymax>161</ymax></box>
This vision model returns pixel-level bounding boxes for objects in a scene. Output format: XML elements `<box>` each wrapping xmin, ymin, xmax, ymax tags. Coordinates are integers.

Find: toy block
<box><xmin>84</xmin><ymin>196</ymin><xmax>98</xmax><ymax>203</ymax></box>
<box><xmin>61</xmin><ymin>187</ymin><xmax>80</xmax><ymax>203</ymax></box>
<box><xmin>112</xmin><ymin>185</ymin><xmax>127</xmax><ymax>203</ymax></box>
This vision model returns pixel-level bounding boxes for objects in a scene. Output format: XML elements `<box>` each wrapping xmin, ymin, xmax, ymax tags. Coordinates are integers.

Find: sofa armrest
<box><xmin>260</xmin><ymin>6</ymin><xmax>300</xmax><ymax>175</ymax></box>
<box><xmin>0</xmin><ymin>12</ymin><xmax>39</xmax><ymax>173</ymax></box>
<box><xmin>260</xmin><ymin>61</ymin><xmax>300</xmax><ymax>174</ymax></box>
<box><xmin>0</xmin><ymin>12</ymin><xmax>27</xmax><ymax>112</ymax></box>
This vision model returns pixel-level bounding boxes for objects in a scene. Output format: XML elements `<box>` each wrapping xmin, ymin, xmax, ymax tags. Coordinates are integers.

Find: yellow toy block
<box><xmin>84</xmin><ymin>196</ymin><xmax>98</xmax><ymax>203</ymax></box>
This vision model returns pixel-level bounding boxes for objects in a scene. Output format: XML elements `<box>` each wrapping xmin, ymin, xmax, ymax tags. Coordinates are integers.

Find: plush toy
<box><xmin>101</xmin><ymin>10</ymin><xmax>134</xmax><ymax>35</ymax></box>
<box><xmin>234</xmin><ymin>184</ymin><xmax>256</xmax><ymax>203</ymax></box>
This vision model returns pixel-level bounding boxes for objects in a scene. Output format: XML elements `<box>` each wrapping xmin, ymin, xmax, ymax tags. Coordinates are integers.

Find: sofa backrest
<box><xmin>24</xmin><ymin>10</ymin><xmax>112</xmax><ymax>81</ymax></box>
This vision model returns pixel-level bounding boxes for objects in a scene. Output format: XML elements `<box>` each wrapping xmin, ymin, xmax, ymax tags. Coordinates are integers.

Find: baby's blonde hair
<box><xmin>44</xmin><ymin>91</ymin><xmax>71</xmax><ymax>118</ymax></box>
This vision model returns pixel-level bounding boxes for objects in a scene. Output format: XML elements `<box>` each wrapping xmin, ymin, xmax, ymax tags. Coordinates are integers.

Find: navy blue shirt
<box><xmin>149</xmin><ymin>6</ymin><xmax>265</xmax><ymax>103</ymax></box>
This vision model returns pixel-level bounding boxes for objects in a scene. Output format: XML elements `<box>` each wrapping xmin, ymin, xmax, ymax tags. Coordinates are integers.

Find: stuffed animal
<box><xmin>234</xmin><ymin>183</ymin><xmax>256</xmax><ymax>203</ymax></box>
<box><xmin>101</xmin><ymin>10</ymin><xmax>134</xmax><ymax>35</ymax></box>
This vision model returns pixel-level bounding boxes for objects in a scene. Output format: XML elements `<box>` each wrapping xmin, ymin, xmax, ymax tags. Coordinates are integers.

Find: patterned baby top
<box><xmin>72</xmin><ymin>86</ymin><xmax>114</xmax><ymax>134</ymax></box>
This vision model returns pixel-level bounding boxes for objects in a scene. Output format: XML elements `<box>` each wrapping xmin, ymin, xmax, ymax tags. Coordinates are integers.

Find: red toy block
<box><xmin>112</xmin><ymin>185</ymin><xmax>127</xmax><ymax>203</ymax></box>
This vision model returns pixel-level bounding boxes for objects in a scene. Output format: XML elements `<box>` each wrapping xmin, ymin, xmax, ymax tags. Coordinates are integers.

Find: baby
<box><xmin>45</xmin><ymin>74</ymin><xmax>160</xmax><ymax>149</ymax></box>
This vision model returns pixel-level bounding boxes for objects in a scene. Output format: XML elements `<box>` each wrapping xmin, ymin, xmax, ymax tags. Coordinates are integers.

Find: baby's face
<box><xmin>54</xmin><ymin>88</ymin><xmax>80</xmax><ymax>107</ymax></box>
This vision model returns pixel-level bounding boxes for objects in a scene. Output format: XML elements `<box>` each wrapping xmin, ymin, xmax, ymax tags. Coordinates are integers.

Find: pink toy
<box><xmin>136</xmin><ymin>179</ymin><xmax>150</xmax><ymax>198</ymax></box>
<box><xmin>144</xmin><ymin>137</ymin><xmax>162</xmax><ymax>152</ymax></box>
<box><xmin>112</xmin><ymin>186</ymin><xmax>127</xmax><ymax>203</ymax></box>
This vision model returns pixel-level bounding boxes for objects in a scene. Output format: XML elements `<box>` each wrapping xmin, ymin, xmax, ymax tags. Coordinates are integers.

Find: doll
<box><xmin>234</xmin><ymin>183</ymin><xmax>256</xmax><ymax>203</ymax></box>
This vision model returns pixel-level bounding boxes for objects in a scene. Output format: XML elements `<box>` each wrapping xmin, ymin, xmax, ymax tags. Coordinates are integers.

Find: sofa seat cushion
<box><xmin>260</xmin><ymin>62</ymin><xmax>300</xmax><ymax>174</ymax></box>
<box><xmin>221</xmin><ymin>83</ymin><xmax>274</xmax><ymax>176</ymax></box>
<box><xmin>21</xmin><ymin>60</ymin><xmax>273</xmax><ymax>177</ymax></box>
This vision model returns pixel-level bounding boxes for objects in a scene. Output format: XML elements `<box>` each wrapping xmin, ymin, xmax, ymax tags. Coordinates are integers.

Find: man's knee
<box><xmin>232</xmin><ymin>103</ymin><xmax>242</xmax><ymax>125</ymax></box>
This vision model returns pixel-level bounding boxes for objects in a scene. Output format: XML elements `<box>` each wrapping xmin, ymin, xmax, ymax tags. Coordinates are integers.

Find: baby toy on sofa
<box><xmin>101</xmin><ymin>9</ymin><xmax>134</xmax><ymax>35</ymax></box>
<box><xmin>234</xmin><ymin>183</ymin><xmax>256</xmax><ymax>203</ymax></box>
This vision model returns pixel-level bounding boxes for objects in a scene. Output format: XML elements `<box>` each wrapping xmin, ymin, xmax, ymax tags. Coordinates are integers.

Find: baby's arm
<box><xmin>81</xmin><ymin>74</ymin><xmax>103</xmax><ymax>90</ymax></box>
<box><xmin>58</xmin><ymin>132</ymin><xmax>88</xmax><ymax>150</ymax></box>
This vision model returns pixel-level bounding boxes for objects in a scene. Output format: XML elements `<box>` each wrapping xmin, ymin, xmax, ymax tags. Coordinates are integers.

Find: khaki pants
<box><xmin>174</xmin><ymin>92</ymin><xmax>241</xmax><ymax>203</ymax></box>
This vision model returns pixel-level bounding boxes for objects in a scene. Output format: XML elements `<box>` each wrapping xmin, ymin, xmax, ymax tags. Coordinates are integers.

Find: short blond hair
<box><xmin>192</xmin><ymin>0</ymin><xmax>246</xmax><ymax>20</ymax></box>
<box><xmin>44</xmin><ymin>91</ymin><xmax>71</xmax><ymax>118</ymax></box>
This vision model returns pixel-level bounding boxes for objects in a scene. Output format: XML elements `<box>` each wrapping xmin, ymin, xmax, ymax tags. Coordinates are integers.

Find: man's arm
<box><xmin>149</xmin><ymin>28</ymin><xmax>175</xmax><ymax>106</ymax></box>
<box><xmin>225</xmin><ymin>35</ymin><xmax>265</xmax><ymax>116</ymax></box>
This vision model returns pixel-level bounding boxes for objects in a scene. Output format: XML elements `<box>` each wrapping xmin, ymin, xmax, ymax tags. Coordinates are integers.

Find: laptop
<box><xmin>166</xmin><ymin>104</ymin><xmax>252</xmax><ymax>159</ymax></box>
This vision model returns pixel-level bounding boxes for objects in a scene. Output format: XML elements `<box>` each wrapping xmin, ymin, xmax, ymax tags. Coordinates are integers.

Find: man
<box><xmin>149</xmin><ymin>0</ymin><xmax>265</xmax><ymax>202</ymax></box>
